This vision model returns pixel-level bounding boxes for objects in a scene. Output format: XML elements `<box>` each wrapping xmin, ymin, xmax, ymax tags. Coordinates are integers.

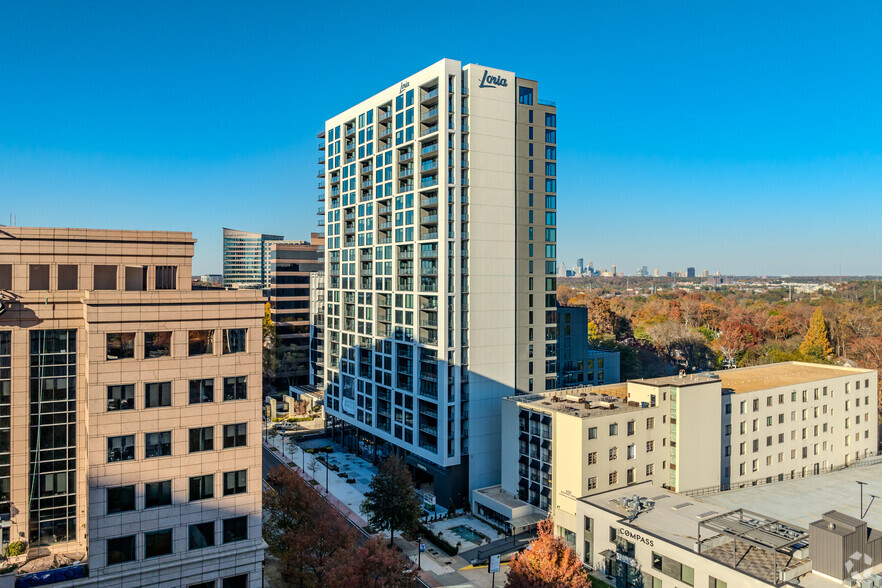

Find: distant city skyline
<box><xmin>2</xmin><ymin>2</ymin><xmax>881</xmax><ymax>275</ymax></box>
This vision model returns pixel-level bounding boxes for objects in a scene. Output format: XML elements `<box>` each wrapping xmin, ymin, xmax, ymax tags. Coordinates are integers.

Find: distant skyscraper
<box><xmin>575</xmin><ymin>258</ymin><xmax>584</xmax><ymax>275</ymax></box>
<box><xmin>701</xmin><ymin>269</ymin><xmax>709</xmax><ymax>278</ymax></box>
<box><xmin>222</xmin><ymin>227</ymin><xmax>284</xmax><ymax>289</ymax></box>
<box><xmin>653</xmin><ymin>268</ymin><xmax>659</xmax><ymax>277</ymax></box>
<box><xmin>611</xmin><ymin>264</ymin><xmax>617</xmax><ymax>276</ymax></box>
<box><xmin>319</xmin><ymin>58</ymin><xmax>558</xmax><ymax>507</ymax></box>
<box><xmin>686</xmin><ymin>267</ymin><xmax>696</xmax><ymax>278</ymax></box>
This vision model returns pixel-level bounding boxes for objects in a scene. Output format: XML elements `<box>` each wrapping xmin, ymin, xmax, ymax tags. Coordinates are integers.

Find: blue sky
<box><xmin>2</xmin><ymin>1</ymin><xmax>881</xmax><ymax>275</ymax></box>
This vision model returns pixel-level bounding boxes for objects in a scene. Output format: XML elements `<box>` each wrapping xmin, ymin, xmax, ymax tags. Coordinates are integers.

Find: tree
<box><xmin>505</xmin><ymin>519</ymin><xmax>590</xmax><ymax>588</ymax></box>
<box><xmin>361</xmin><ymin>455</ymin><xmax>422</xmax><ymax>547</ymax></box>
<box><xmin>264</xmin><ymin>466</ymin><xmax>356</xmax><ymax>587</ymax></box>
<box><xmin>799</xmin><ymin>307</ymin><xmax>834</xmax><ymax>359</ymax></box>
<box><xmin>765</xmin><ymin>313</ymin><xmax>796</xmax><ymax>341</ymax></box>
<box><xmin>716</xmin><ymin>319</ymin><xmax>763</xmax><ymax>366</ymax></box>
<box><xmin>263</xmin><ymin>302</ymin><xmax>278</xmax><ymax>383</ymax></box>
<box><xmin>327</xmin><ymin>536</ymin><xmax>416</xmax><ymax>588</ymax></box>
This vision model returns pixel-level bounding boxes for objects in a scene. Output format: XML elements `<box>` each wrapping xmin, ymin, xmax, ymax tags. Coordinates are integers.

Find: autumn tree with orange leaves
<box><xmin>505</xmin><ymin>519</ymin><xmax>590</xmax><ymax>588</ymax></box>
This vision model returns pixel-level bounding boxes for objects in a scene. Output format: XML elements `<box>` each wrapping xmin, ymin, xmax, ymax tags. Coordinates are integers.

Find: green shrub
<box><xmin>5</xmin><ymin>541</ymin><xmax>25</xmax><ymax>557</ymax></box>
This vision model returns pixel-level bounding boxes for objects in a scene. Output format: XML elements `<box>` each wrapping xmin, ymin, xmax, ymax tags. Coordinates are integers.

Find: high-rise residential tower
<box><xmin>319</xmin><ymin>59</ymin><xmax>558</xmax><ymax>507</ymax></box>
<box><xmin>221</xmin><ymin>227</ymin><xmax>284</xmax><ymax>289</ymax></box>
<box><xmin>0</xmin><ymin>227</ymin><xmax>264</xmax><ymax>587</ymax></box>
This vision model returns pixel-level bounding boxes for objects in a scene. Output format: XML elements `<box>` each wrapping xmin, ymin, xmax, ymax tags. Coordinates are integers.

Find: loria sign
<box><xmin>479</xmin><ymin>70</ymin><xmax>508</xmax><ymax>88</ymax></box>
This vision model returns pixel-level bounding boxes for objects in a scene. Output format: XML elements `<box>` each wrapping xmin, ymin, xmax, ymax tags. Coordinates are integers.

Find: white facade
<box><xmin>319</xmin><ymin>59</ymin><xmax>558</xmax><ymax>506</ymax></box>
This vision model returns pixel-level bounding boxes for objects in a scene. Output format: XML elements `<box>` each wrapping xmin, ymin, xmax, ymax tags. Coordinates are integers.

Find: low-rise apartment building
<box><xmin>475</xmin><ymin>362</ymin><xmax>878</xmax><ymax>537</ymax></box>
<box><xmin>0</xmin><ymin>227</ymin><xmax>264</xmax><ymax>588</ymax></box>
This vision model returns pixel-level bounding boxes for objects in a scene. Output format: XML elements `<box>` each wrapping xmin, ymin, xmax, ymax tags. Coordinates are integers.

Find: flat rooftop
<box><xmin>632</xmin><ymin>362</ymin><xmax>872</xmax><ymax>395</ymax></box>
<box><xmin>702</xmin><ymin>460</ymin><xmax>882</xmax><ymax>531</ymax></box>
<box><xmin>583</xmin><ymin>482</ymin><xmax>813</xmax><ymax>585</ymax></box>
<box><xmin>507</xmin><ymin>384</ymin><xmax>651</xmax><ymax>419</ymax></box>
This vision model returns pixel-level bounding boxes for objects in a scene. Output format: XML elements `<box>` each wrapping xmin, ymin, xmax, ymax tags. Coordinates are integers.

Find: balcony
<box><xmin>420</xmin><ymin>298</ymin><xmax>438</xmax><ymax>310</ymax></box>
<box><xmin>419</xmin><ymin>318</ymin><xmax>438</xmax><ymax>329</ymax></box>
<box><xmin>400</xmin><ymin>151</ymin><xmax>414</xmax><ymax>162</ymax></box>
<box><xmin>362</xmin><ymin>178</ymin><xmax>373</xmax><ymax>188</ymax></box>
<box><xmin>398</xmin><ymin>265</ymin><xmax>414</xmax><ymax>276</ymax></box>
<box><xmin>318</xmin><ymin>155</ymin><xmax>325</xmax><ymax>165</ymax></box>
<box><xmin>317</xmin><ymin>206</ymin><xmax>325</xmax><ymax>215</ymax></box>
<box><xmin>420</xmin><ymin>264</ymin><xmax>438</xmax><ymax>276</ymax></box>
<box><xmin>420</xmin><ymin>178</ymin><xmax>439</xmax><ymax>189</ymax></box>
<box><xmin>421</xmin><ymin>195</ymin><xmax>438</xmax><ymax>208</ymax></box>
<box><xmin>420</xmin><ymin>232</ymin><xmax>438</xmax><ymax>241</ymax></box>
<box><xmin>317</xmin><ymin>168</ymin><xmax>325</xmax><ymax>178</ymax></box>
<box><xmin>400</xmin><ymin>167</ymin><xmax>414</xmax><ymax>179</ymax></box>
<box><xmin>346</xmin><ymin>126</ymin><xmax>356</xmax><ymax>137</ymax></box>
<box><xmin>420</xmin><ymin>125</ymin><xmax>439</xmax><ymax>137</ymax></box>
<box><xmin>421</xmin><ymin>88</ymin><xmax>439</xmax><ymax>104</ymax></box>
<box><xmin>421</xmin><ymin>160</ymin><xmax>439</xmax><ymax>174</ymax></box>
<box><xmin>379</xmin><ymin>205</ymin><xmax>393</xmax><ymax>214</ymax></box>
<box><xmin>379</xmin><ymin>127</ymin><xmax>393</xmax><ymax>138</ymax></box>
<box><xmin>420</xmin><ymin>214</ymin><xmax>438</xmax><ymax>225</ymax></box>
<box><xmin>421</xmin><ymin>143</ymin><xmax>439</xmax><ymax>156</ymax></box>
<box><xmin>399</xmin><ymin>250</ymin><xmax>414</xmax><ymax>260</ymax></box>
<box><xmin>362</xmin><ymin>164</ymin><xmax>373</xmax><ymax>173</ymax></box>
<box><xmin>421</xmin><ymin>107</ymin><xmax>439</xmax><ymax>122</ymax></box>
<box><xmin>399</xmin><ymin>181</ymin><xmax>414</xmax><ymax>192</ymax></box>
<box><xmin>419</xmin><ymin>334</ymin><xmax>438</xmax><ymax>346</ymax></box>
<box><xmin>419</xmin><ymin>423</ymin><xmax>438</xmax><ymax>436</ymax></box>
<box><xmin>318</xmin><ymin>141</ymin><xmax>325</xmax><ymax>150</ymax></box>
<box><xmin>317</xmin><ymin>180</ymin><xmax>326</xmax><ymax>189</ymax></box>
<box><xmin>379</xmin><ymin>110</ymin><xmax>392</xmax><ymax>122</ymax></box>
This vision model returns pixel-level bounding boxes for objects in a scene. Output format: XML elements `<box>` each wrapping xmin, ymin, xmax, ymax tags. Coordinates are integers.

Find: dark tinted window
<box><xmin>223</xmin><ymin>424</ymin><xmax>247</xmax><ymax>449</ymax></box>
<box><xmin>189</xmin><ymin>330</ymin><xmax>213</xmax><ymax>356</ymax></box>
<box><xmin>223</xmin><ymin>516</ymin><xmax>248</xmax><ymax>544</ymax></box>
<box><xmin>223</xmin><ymin>376</ymin><xmax>247</xmax><ymax>401</ymax></box>
<box><xmin>223</xmin><ymin>575</ymin><xmax>248</xmax><ymax>588</ymax></box>
<box><xmin>94</xmin><ymin>265</ymin><xmax>117</xmax><ymax>290</ymax></box>
<box><xmin>107</xmin><ymin>535</ymin><xmax>136</xmax><ymax>565</ymax></box>
<box><xmin>188</xmin><ymin>522</ymin><xmax>215</xmax><ymax>550</ymax></box>
<box><xmin>107</xmin><ymin>384</ymin><xmax>135</xmax><ymax>411</ymax></box>
<box><xmin>189</xmin><ymin>427</ymin><xmax>214</xmax><ymax>452</ymax></box>
<box><xmin>107</xmin><ymin>485</ymin><xmax>135</xmax><ymax>514</ymax></box>
<box><xmin>107</xmin><ymin>435</ymin><xmax>135</xmax><ymax>462</ymax></box>
<box><xmin>145</xmin><ymin>382</ymin><xmax>171</xmax><ymax>408</ymax></box>
<box><xmin>144</xmin><ymin>528</ymin><xmax>173</xmax><ymax>558</ymax></box>
<box><xmin>189</xmin><ymin>379</ymin><xmax>214</xmax><ymax>404</ymax></box>
<box><xmin>155</xmin><ymin>266</ymin><xmax>177</xmax><ymax>290</ymax></box>
<box><xmin>145</xmin><ymin>332</ymin><xmax>171</xmax><ymax>358</ymax></box>
<box><xmin>107</xmin><ymin>333</ymin><xmax>135</xmax><ymax>360</ymax></box>
<box><xmin>189</xmin><ymin>475</ymin><xmax>214</xmax><ymax>501</ymax></box>
<box><xmin>145</xmin><ymin>431</ymin><xmax>172</xmax><ymax>458</ymax></box>
<box><xmin>223</xmin><ymin>329</ymin><xmax>246</xmax><ymax>354</ymax></box>
<box><xmin>223</xmin><ymin>470</ymin><xmax>247</xmax><ymax>496</ymax></box>
<box><xmin>145</xmin><ymin>480</ymin><xmax>172</xmax><ymax>508</ymax></box>
<box><xmin>57</xmin><ymin>265</ymin><xmax>78</xmax><ymax>290</ymax></box>
<box><xmin>29</xmin><ymin>265</ymin><xmax>49</xmax><ymax>291</ymax></box>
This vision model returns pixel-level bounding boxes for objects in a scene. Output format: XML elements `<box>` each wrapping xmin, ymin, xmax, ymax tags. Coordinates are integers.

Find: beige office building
<box><xmin>319</xmin><ymin>58</ymin><xmax>558</xmax><ymax>506</ymax></box>
<box><xmin>0</xmin><ymin>227</ymin><xmax>264</xmax><ymax>587</ymax></box>
<box><xmin>476</xmin><ymin>362</ymin><xmax>878</xmax><ymax>537</ymax></box>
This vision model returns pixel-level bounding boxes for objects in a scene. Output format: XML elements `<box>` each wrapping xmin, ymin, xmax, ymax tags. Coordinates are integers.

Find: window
<box><xmin>145</xmin><ymin>332</ymin><xmax>171</xmax><ymax>358</ymax></box>
<box><xmin>587</xmin><ymin>476</ymin><xmax>597</xmax><ymax>490</ymax></box>
<box><xmin>223</xmin><ymin>376</ymin><xmax>247</xmax><ymax>401</ymax></box>
<box><xmin>190</xmin><ymin>582</ymin><xmax>215</xmax><ymax>588</ymax></box>
<box><xmin>609</xmin><ymin>471</ymin><xmax>617</xmax><ymax>484</ymax></box>
<box><xmin>94</xmin><ymin>265</ymin><xmax>118</xmax><ymax>290</ymax></box>
<box><xmin>627</xmin><ymin>420</ymin><xmax>635</xmax><ymax>436</ymax></box>
<box><xmin>145</xmin><ymin>431</ymin><xmax>172</xmax><ymax>458</ymax></box>
<box><xmin>518</xmin><ymin>87</ymin><xmax>533</xmax><ymax>105</ymax></box>
<box><xmin>223</xmin><ymin>329</ymin><xmax>247</xmax><ymax>354</ymax></box>
<box><xmin>646</xmin><ymin>417</ymin><xmax>655</xmax><ymax>429</ymax></box>
<box><xmin>709</xmin><ymin>578</ymin><xmax>728</xmax><ymax>588</ymax></box>
<box><xmin>107</xmin><ymin>384</ymin><xmax>135</xmax><ymax>411</ymax></box>
<box><xmin>189</xmin><ymin>522</ymin><xmax>215</xmax><ymax>550</ymax></box>
<box><xmin>108</xmin><ymin>435</ymin><xmax>135</xmax><ymax>462</ymax></box>
<box><xmin>609</xmin><ymin>527</ymin><xmax>617</xmax><ymax>542</ymax></box>
<box><xmin>107</xmin><ymin>535</ymin><xmax>136</xmax><ymax>565</ymax></box>
<box><xmin>145</xmin><ymin>529</ymin><xmax>173</xmax><ymax>558</ymax></box>
<box><xmin>145</xmin><ymin>382</ymin><xmax>171</xmax><ymax>408</ymax></box>
<box><xmin>646</xmin><ymin>464</ymin><xmax>654</xmax><ymax>475</ymax></box>
<box><xmin>58</xmin><ymin>265</ymin><xmax>78</xmax><ymax>290</ymax></box>
<box><xmin>223</xmin><ymin>470</ymin><xmax>247</xmax><ymax>496</ymax></box>
<box><xmin>189</xmin><ymin>427</ymin><xmax>214</xmax><ymax>452</ymax></box>
<box><xmin>223</xmin><ymin>575</ymin><xmax>249</xmax><ymax>588</ymax></box>
<box><xmin>190</xmin><ymin>475</ymin><xmax>214</xmax><ymax>501</ymax></box>
<box><xmin>189</xmin><ymin>330</ymin><xmax>214</xmax><ymax>356</ymax></box>
<box><xmin>107</xmin><ymin>333</ymin><xmax>135</xmax><ymax>360</ymax></box>
<box><xmin>609</xmin><ymin>447</ymin><xmax>618</xmax><ymax>460</ymax></box>
<box><xmin>155</xmin><ymin>266</ymin><xmax>177</xmax><ymax>290</ymax></box>
<box><xmin>223</xmin><ymin>516</ymin><xmax>248</xmax><ymax>543</ymax></box>
<box><xmin>107</xmin><ymin>485</ymin><xmax>135</xmax><ymax>514</ymax></box>
<box><xmin>189</xmin><ymin>379</ymin><xmax>214</xmax><ymax>404</ymax></box>
<box><xmin>627</xmin><ymin>444</ymin><xmax>636</xmax><ymax>459</ymax></box>
<box><xmin>545</xmin><ymin>129</ymin><xmax>556</xmax><ymax>143</ymax></box>
<box><xmin>587</xmin><ymin>452</ymin><xmax>597</xmax><ymax>465</ymax></box>
<box><xmin>545</xmin><ymin>112</ymin><xmax>556</xmax><ymax>127</ymax></box>
<box><xmin>145</xmin><ymin>480</ymin><xmax>172</xmax><ymax>508</ymax></box>
<box><xmin>609</xmin><ymin>423</ymin><xmax>618</xmax><ymax>436</ymax></box>
<box><xmin>29</xmin><ymin>265</ymin><xmax>50</xmax><ymax>291</ymax></box>
<box><xmin>588</xmin><ymin>427</ymin><xmax>597</xmax><ymax>440</ymax></box>
<box><xmin>647</xmin><ymin>441</ymin><xmax>654</xmax><ymax>452</ymax></box>
<box><xmin>223</xmin><ymin>423</ymin><xmax>247</xmax><ymax>449</ymax></box>
<box><xmin>0</xmin><ymin>264</ymin><xmax>11</xmax><ymax>289</ymax></box>
<box><xmin>125</xmin><ymin>266</ymin><xmax>146</xmax><ymax>291</ymax></box>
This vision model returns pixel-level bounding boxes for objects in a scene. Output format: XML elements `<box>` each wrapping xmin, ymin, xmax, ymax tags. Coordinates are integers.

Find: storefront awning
<box><xmin>507</xmin><ymin>512</ymin><xmax>546</xmax><ymax>530</ymax></box>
